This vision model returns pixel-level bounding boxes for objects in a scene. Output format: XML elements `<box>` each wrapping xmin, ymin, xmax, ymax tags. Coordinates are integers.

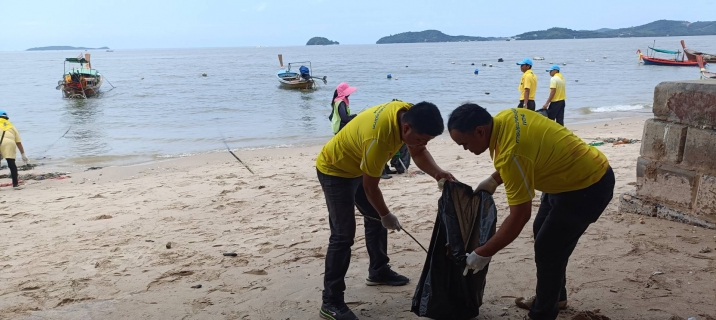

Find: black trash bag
<box><xmin>390</xmin><ymin>144</ymin><xmax>411</xmax><ymax>174</ymax></box>
<box><xmin>411</xmin><ymin>181</ymin><xmax>498</xmax><ymax>320</ymax></box>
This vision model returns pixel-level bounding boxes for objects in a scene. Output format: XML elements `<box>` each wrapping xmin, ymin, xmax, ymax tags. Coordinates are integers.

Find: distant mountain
<box><xmin>306</xmin><ymin>37</ymin><xmax>339</xmax><ymax>46</ymax></box>
<box><xmin>376</xmin><ymin>30</ymin><xmax>505</xmax><ymax>44</ymax></box>
<box><xmin>26</xmin><ymin>46</ymin><xmax>110</xmax><ymax>51</ymax></box>
<box><xmin>515</xmin><ymin>20</ymin><xmax>716</xmax><ymax>40</ymax></box>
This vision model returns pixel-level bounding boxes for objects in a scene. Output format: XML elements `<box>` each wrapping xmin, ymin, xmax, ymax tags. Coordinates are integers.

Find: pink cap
<box><xmin>336</xmin><ymin>82</ymin><xmax>357</xmax><ymax>96</ymax></box>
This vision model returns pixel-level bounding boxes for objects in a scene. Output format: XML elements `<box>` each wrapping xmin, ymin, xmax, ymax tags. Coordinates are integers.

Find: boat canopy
<box><xmin>649</xmin><ymin>47</ymin><xmax>680</xmax><ymax>55</ymax></box>
<box><xmin>65</xmin><ymin>68</ymin><xmax>100</xmax><ymax>76</ymax></box>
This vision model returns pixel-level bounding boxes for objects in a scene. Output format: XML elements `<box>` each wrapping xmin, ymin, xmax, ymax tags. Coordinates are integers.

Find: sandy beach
<box><xmin>1</xmin><ymin>115</ymin><xmax>714</xmax><ymax>320</ymax></box>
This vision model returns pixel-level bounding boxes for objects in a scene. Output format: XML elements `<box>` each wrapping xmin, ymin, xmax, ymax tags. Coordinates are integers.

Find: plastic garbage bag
<box><xmin>411</xmin><ymin>181</ymin><xmax>498</xmax><ymax>319</ymax></box>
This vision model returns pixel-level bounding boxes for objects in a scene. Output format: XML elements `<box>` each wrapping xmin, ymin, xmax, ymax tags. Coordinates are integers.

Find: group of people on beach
<box><xmin>516</xmin><ymin>58</ymin><xmax>568</xmax><ymax>126</ymax></box>
<box><xmin>317</xmin><ymin>58</ymin><xmax>612</xmax><ymax>320</ymax></box>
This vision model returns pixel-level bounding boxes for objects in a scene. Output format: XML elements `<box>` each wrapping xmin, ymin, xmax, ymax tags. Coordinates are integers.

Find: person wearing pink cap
<box><xmin>329</xmin><ymin>82</ymin><xmax>357</xmax><ymax>135</ymax></box>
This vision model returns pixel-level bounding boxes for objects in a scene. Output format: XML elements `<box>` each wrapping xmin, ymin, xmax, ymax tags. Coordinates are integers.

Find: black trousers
<box><xmin>317</xmin><ymin>169</ymin><xmax>389</xmax><ymax>304</ymax></box>
<box><xmin>529</xmin><ymin>166</ymin><xmax>615</xmax><ymax>320</ymax></box>
<box><xmin>6</xmin><ymin>158</ymin><xmax>18</xmax><ymax>187</ymax></box>
<box><xmin>518</xmin><ymin>100</ymin><xmax>536</xmax><ymax>111</ymax></box>
<box><xmin>547</xmin><ymin>100</ymin><xmax>566</xmax><ymax>126</ymax></box>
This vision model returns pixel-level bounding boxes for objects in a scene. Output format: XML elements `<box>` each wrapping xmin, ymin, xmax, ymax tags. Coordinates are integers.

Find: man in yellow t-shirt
<box><xmin>542</xmin><ymin>65</ymin><xmax>566</xmax><ymax>126</ymax></box>
<box><xmin>447</xmin><ymin>104</ymin><xmax>614</xmax><ymax>320</ymax></box>
<box><xmin>315</xmin><ymin>100</ymin><xmax>454</xmax><ymax>320</ymax></box>
<box><xmin>517</xmin><ymin>58</ymin><xmax>537</xmax><ymax>111</ymax></box>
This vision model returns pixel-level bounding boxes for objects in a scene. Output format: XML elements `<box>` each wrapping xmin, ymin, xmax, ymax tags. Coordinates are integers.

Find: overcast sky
<box><xmin>2</xmin><ymin>0</ymin><xmax>715</xmax><ymax>50</ymax></box>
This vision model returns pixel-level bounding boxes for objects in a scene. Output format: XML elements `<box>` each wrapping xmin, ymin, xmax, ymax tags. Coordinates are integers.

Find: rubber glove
<box><xmin>475</xmin><ymin>176</ymin><xmax>498</xmax><ymax>195</ymax></box>
<box><xmin>380</xmin><ymin>212</ymin><xmax>402</xmax><ymax>231</ymax></box>
<box><xmin>463</xmin><ymin>251</ymin><xmax>491</xmax><ymax>276</ymax></box>
<box><xmin>21</xmin><ymin>153</ymin><xmax>28</xmax><ymax>163</ymax></box>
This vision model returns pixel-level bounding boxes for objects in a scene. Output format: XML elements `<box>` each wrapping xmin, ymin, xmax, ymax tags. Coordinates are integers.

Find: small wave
<box><xmin>578</xmin><ymin>104</ymin><xmax>651</xmax><ymax>114</ymax></box>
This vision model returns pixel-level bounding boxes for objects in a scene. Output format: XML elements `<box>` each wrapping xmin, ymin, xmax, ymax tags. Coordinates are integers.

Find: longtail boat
<box><xmin>56</xmin><ymin>53</ymin><xmax>103</xmax><ymax>98</ymax></box>
<box><xmin>681</xmin><ymin>40</ymin><xmax>716</xmax><ymax>64</ymax></box>
<box><xmin>698</xmin><ymin>55</ymin><xmax>716</xmax><ymax>80</ymax></box>
<box><xmin>637</xmin><ymin>44</ymin><xmax>699</xmax><ymax>67</ymax></box>
<box><xmin>275</xmin><ymin>54</ymin><xmax>326</xmax><ymax>90</ymax></box>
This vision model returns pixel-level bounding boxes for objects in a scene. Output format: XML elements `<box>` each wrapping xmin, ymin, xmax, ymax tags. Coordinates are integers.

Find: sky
<box><xmin>1</xmin><ymin>0</ymin><xmax>716</xmax><ymax>50</ymax></box>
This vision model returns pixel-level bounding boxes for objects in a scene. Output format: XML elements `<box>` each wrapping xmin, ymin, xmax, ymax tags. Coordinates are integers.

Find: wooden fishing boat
<box><xmin>56</xmin><ymin>53</ymin><xmax>103</xmax><ymax>98</ymax></box>
<box><xmin>698</xmin><ymin>55</ymin><xmax>716</xmax><ymax>80</ymax></box>
<box><xmin>275</xmin><ymin>54</ymin><xmax>326</xmax><ymax>89</ymax></box>
<box><xmin>681</xmin><ymin>40</ymin><xmax>716</xmax><ymax>63</ymax></box>
<box><xmin>637</xmin><ymin>46</ymin><xmax>699</xmax><ymax>67</ymax></box>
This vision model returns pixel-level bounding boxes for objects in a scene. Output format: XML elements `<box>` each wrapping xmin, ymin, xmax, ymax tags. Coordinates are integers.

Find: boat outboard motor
<box><xmin>299</xmin><ymin>66</ymin><xmax>311</xmax><ymax>81</ymax></box>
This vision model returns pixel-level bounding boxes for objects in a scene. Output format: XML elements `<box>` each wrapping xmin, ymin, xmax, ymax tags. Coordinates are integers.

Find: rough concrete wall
<box><xmin>621</xmin><ymin>81</ymin><xmax>716</xmax><ymax>228</ymax></box>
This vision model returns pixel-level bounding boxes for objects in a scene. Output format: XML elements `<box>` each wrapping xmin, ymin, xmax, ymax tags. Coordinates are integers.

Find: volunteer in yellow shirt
<box><xmin>315</xmin><ymin>100</ymin><xmax>454</xmax><ymax>320</ymax></box>
<box><xmin>517</xmin><ymin>58</ymin><xmax>537</xmax><ymax>111</ymax></box>
<box><xmin>447</xmin><ymin>104</ymin><xmax>614</xmax><ymax>320</ymax></box>
<box><xmin>0</xmin><ymin>111</ymin><xmax>29</xmax><ymax>190</ymax></box>
<box><xmin>542</xmin><ymin>65</ymin><xmax>567</xmax><ymax>126</ymax></box>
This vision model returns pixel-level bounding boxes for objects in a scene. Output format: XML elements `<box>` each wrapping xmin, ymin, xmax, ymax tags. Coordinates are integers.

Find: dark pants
<box><xmin>529</xmin><ymin>166</ymin><xmax>615</xmax><ymax>320</ymax></box>
<box><xmin>547</xmin><ymin>100</ymin><xmax>566</xmax><ymax>126</ymax></box>
<box><xmin>317</xmin><ymin>169</ymin><xmax>389</xmax><ymax>304</ymax></box>
<box><xmin>518</xmin><ymin>100</ymin><xmax>536</xmax><ymax>111</ymax></box>
<box><xmin>6</xmin><ymin>158</ymin><xmax>18</xmax><ymax>187</ymax></box>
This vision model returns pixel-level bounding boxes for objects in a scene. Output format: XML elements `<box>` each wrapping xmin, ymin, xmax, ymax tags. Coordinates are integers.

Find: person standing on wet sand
<box><xmin>0</xmin><ymin>111</ymin><xmax>29</xmax><ymax>190</ymax></box>
<box><xmin>315</xmin><ymin>100</ymin><xmax>454</xmax><ymax>320</ymax></box>
<box><xmin>542</xmin><ymin>65</ymin><xmax>566</xmax><ymax>126</ymax></box>
<box><xmin>517</xmin><ymin>58</ymin><xmax>537</xmax><ymax>111</ymax></box>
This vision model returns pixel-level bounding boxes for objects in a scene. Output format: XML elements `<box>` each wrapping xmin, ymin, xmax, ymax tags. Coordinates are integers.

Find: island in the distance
<box><xmin>26</xmin><ymin>46</ymin><xmax>110</xmax><ymax>51</ymax></box>
<box><xmin>376</xmin><ymin>30</ymin><xmax>506</xmax><ymax>44</ymax></box>
<box><xmin>306</xmin><ymin>37</ymin><xmax>339</xmax><ymax>46</ymax></box>
<box><xmin>376</xmin><ymin>20</ymin><xmax>716</xmax><ymax>44</ymax></box>
<box><xmin>514</xmin><ymin>20</ymin><xmax>716</xmax><ymax>40</ymax></box>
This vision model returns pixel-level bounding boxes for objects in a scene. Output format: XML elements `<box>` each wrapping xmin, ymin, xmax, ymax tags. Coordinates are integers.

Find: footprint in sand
<box><xmin>243</xmin><ymin>269</ymin><xmax>267</xmax><ymax>275</ymax></box>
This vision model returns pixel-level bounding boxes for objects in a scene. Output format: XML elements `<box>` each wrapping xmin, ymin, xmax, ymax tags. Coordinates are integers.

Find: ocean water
<box><xmin>1</xmin><ymin>35</ymin><xmax>715</xmax><ymax>168</ymax></box>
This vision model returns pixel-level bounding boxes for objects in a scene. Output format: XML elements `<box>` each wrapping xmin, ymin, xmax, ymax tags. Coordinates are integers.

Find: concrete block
<box><xmin>639</xmin><ymin>119</ymin><xmax>687</xmax><ymax>163</ymax></box>
<box><xmin>619</xmin><ymin>191</ymin><xmax>656</xmax><ymax>217</ymax></box>
<box><xmin>656</xmin><ymin>204</ymin><xmax>716</xmax><ymax>229</ymax></box>
<box><xmin>652</xmin><ymin>81</ymin><xmax>716</xmax><ymax>128</ymax></box>
<box><xmin>620</xmin><ymin>191</ymin><xmax>716</xmax><ymax>229</ymax></box>
<box><xmin>682</xmin><ymin>127</ymin><xmax>716</xmax><ymax>173</ymax></box>
<box><xmin>636</xmin><ymin>157</ymin><xmax>697</xmax><ymax>208</ymax></box>
<box><xmin>694</xmin><ymin>174</ymin><xmax>716</xmax><ymax>220</ymax></box>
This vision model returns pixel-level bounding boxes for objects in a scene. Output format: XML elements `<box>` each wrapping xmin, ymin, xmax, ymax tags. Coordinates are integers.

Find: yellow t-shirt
<box><xmin>316</xmin><ymin>100</ymin><xmax>411</xmax><ymax>178</ymax></box>
<box><xmin>518</xmin><ymin>69</ymin><xmax>537</xmax><ymax>100</ymax></box>
<box><xmin>489</xmin><ymin>108</ymin><xmax>609</xmax><ymax>205</ymax></box>
<box><xmin>0</xmin><ymin>127</ymin><xmax>21</xmax><ymax>159</ymax></box>
<box><xmin>549</xmin><ymin>73</ymin><xmax>566</xmax><ymax>102</ymax></box>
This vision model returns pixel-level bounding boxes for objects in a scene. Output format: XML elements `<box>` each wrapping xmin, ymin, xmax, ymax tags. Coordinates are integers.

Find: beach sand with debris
<box><xmin>1</xmin><ymin>116</ymin><xmax>714</xmax><ymax>320</ymax></box>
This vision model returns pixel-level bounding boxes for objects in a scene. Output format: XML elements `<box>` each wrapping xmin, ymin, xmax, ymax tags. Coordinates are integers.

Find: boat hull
<box><xmin>642</xmin><ymin>56</ymin><xmax>699</xmax><ymax>67</ymax></box>
<box><xmin>276</xmin><ymin>70</ymin><xmax>315</xmax><ymax>89</ymax></box>
<box><xmin>681</xmin><ymin>40</ymin><xmax>716</xmax><ymax>63</ymax></box>
<box><xmin>685</xmin><ymin>51</ymin><xmax>716</xmax><ymax>63</ymax></box>
<box><xmin>60</xmin><ymin>76</ymin><xmax>103</xmax><ymax>98</ymax></box>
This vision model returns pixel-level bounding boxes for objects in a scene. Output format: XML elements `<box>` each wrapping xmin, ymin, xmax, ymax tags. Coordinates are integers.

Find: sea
<box><xmin>1</xmin><ymin>35</ymin><xmax>715</xmax><ymax>169</ymax></box>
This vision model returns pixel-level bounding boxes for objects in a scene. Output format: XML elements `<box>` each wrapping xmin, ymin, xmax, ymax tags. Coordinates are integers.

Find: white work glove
<box><xmin>21</xmin><ymin>153</ymin><xmax>28</xmax><ymax>164</ymax></box>
<box><xmin>475</xmin><ymin>176</ymin><xmax>499</xmax><ymax>195</ymax></box>
<box><xmin>463</xmin><ymin>251</ymin><xmax>492</xmax><ymax>276</ymax></box>
<box><xmin>380</xmin><ymin>212</ymin><xmax>402</xmax><ymax>231</ymax></box>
